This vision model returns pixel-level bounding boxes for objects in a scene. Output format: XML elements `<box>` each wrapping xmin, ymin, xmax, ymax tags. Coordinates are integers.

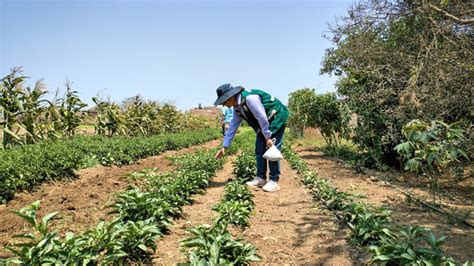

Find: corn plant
<box><xmin>0</xmin><ymin>67</ymin><xmax>27</xmax><ymax>148</ymax></box>
<box><xmin>58</xmin><ymin>82</ymin><xmax>87</xmax><ymax>137</ymax></box>
<box><xmin>92</xmin><ymin>96</ymin><xmax>127</xmax><ymax>136</ymax></box>
<box><xmin>20</xmin><ymin>81</ymin><xmax>49</xmax><ymax>144</ymax></box>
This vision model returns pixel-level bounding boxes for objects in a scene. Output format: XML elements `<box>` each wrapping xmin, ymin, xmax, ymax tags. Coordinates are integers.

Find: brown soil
<box><xmin>295</xmin><ymin>147</ymin><xmax>474</xmax><ymax>263</ymax></box>
<box><xmin>151</xmin><ymin>157</ymin><xmax>366</xmax><ymax>265</ymax></box>
<box><xmin>0</xmin><ymin>139</ymin><xmax>221</xmax><ymax>256</ymax></box>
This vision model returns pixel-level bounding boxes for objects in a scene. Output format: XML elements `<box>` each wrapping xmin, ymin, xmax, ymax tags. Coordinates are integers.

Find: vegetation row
<box><xmin>283</xmin><ymin>146</ymin><xmax>470</xmax><ymax>265</ymax></box>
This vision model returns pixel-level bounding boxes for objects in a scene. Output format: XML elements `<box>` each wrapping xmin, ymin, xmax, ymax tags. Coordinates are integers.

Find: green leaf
<box><xmin>374</xmin><ymin>255</ymin><xmax>391</xmax><ymax>261</ymax></box>
<box><xmin>138</xmin><ymin>244</ymin><xmax>148</xmax><ymax>252</ymax></box>
<box><xmin>11</xmin><ymin>211</ymin><xmax>36</xmax><ymax>227</ymax></box>
<box><xmin>41</xmin><ymin>212</ymin><xmax>59</xmax><ymax>225</ymax></box>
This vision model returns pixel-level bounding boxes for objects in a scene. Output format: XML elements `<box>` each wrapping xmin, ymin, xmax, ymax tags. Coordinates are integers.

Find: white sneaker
<box><xmin>262</xmin><ymin>180</ymin><xmax>280</xmax><ymax>192</ymax></box>
<box><xmin>246</xmin><ymin>177</ymin><xmax>266</xmax><ymax>188</ymax></box>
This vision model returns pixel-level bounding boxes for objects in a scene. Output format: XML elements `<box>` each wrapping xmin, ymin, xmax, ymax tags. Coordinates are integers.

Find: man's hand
<box><xmin>266</xmin><ymin>139</ymin><xmax>274</xmax><ymax>148</ymax></box>
<box><xmin>215</xmin><ymin>147</ymin><xmax>226</xmax><ymax>160</ymax></box>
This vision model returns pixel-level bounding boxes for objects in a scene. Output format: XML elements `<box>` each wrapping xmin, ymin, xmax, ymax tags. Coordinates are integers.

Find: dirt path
<box><xmin>296</xmin><ymin>147</ymin><xmax>474</xmax><ymax>262</ymax></box>
<box><xmin>241</xmin><ymin>159</ymin><xmax>365</xmax><ymax>265</ymax></box>
<box><xmin>0</xmin><ymin>139</ymin><xmax>221</xmax><ymax>254</ymax></box>
<box><xmin>152</xmin><ymin>156</ymin><xmax>365</xmax><ymax>265</ymax></box>
<box><xmin>151</xmin><ymin>155</ymin><xmax>236</xmax><ymax>264</ymax></box>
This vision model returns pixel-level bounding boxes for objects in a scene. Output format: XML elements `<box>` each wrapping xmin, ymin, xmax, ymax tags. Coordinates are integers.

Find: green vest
<box><xmin>239</xmin><ymin>90</ymin><xmax>289</xmax><ymax>134</ymax></box>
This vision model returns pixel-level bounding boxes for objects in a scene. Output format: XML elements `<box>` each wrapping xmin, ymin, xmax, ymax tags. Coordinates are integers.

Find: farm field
<box><xmin>1</xmin><ymin>0</ymin><xmax>472</xmax><ymax>264</ymax></box>
<box><xmin>1</xmin><ymin>128</ymin><xmax>471</xmax><ymax>264</ymax></box>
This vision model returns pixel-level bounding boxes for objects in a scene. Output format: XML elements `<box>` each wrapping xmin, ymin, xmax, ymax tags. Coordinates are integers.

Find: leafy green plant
<box><xmin>221</xmin><ymin>180</ymin><xmax>254</xmax><ymax>205</ymax></box>
<box><xmin>180</xmin><ymin>130</ymin><xmax>260</xmax><ymax>264</ymax></box>
<box><xmin>180</xmin><ymin>225</ymin><xmax>260</xmax><ymax>265</ymax></box>
<box><xmin>232</xmin><ymin>151</ymin><xmax>256</xmax><ymax>182</ymax></box>
<box><xmin>344</xmin><ymin>203</ymin><xmax>392</xmax><ymax>245</ymax></box>
<box><xmin>3</xmin><ymin>200</ymin><xmax>162</xmax><ymax>264</ymax></box>
<box><xmin>117</xmin><ymin>219</ymin><xmax>162</xmax><ymax>263</ymax></box>
<box><xmin>370</xmin><ymin>226</ymin><xmax>456</xmax><ymax>265</ymax></box>
<box><xmin>4</xmin><ymin>200</ymin><xmax>60</xmax><ymax>265</ymax></box>
<box><xmin>213</xmin><ymin>200</ymin><xmax>253</xmax><ymax>229</ymax></box>
<box><xmin>395</xmin><ymin>119</ymin><xmax>468</xmax><ymax>203</ymax></box>
<box><xmin>109</xmin><ymin>188</ymin><xmax>173</xmax><ymax>231</ymax></box>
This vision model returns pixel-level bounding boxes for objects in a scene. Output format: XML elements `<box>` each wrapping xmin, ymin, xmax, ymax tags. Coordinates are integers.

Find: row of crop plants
<box><xmin>283</xmin><ymin>146</ymin><xmax>471</xmax><ymax>265</ymax></box>
<box><xmin>179</xmin><ymin>133</ymin><xmax>261</xmax><ymax>265</ymax></box>
<box><xmin>0</xmin><ymin>131</ymin><xmax>248</xmax><ymax>264</ymax></box>
<box><xmin>0</xmin><ymin>128</ymin><xmax>221</xmax><ymax>203</ymax></box>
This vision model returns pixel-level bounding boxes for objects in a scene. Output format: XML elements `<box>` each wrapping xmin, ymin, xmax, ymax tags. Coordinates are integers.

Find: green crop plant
<box><xmin>221</xmin><ymin>180</ymin><xmax>254</xmax><ymax>205</ymax></box>
<box><xmin>92</xmin><ymin>96</ymin><xmax>127</xmax><ymax>136</ymax></box>
<box><xmin>344</xmin><ymin>203</ymin><xmax>392</xmax><ymax>245</ymax></box>
<box><xmin>213</xmin><ymin>200</ymin><xmax>253</xmax><ymax>229</ymax></box>
<box><xmin>180</xmin><ymin>132</ymin><xmax>260</xmax><ymax>264</ymax></box>
<box><xmin>19</xmin><ymin>80</ymin><xmax>49</xmax><ymax>144</ymax></box>
<box><xmin>0</xmin><ymin>68</ymin><xmax>28</xmax><ymax>148</ymax></box>
<box><xmin>3</xmin><ymin>200</ymin><xmax>60</xmax><ymax>264</ymax></box>
<box><xmin>2</xmin><ymin>201</ymin><xmax>161</xmax><ymax>264</ymax></box>
<box><xmin>232</xmin><ymin>151</ymin><xmax>256</xmax><ymax>182</ymax></box>
<box><xmin>109</xmin><ymin>188</ymin><xmax>173</xmax><ymax>231</ymax></box>
<box><xmin>0</xmin><ymin>128</ymin><xmax>220</xmax><ymax>203</ymax></box>
<box><xmin>179</xmin><ymin>225</ymin><xmax>261</xmax><ymax>265</ymax></box>
<box><xmin>116</xmin><ymin>219</ymin><xmax>162</xmax><ymax>263</ymax></box>
<box><xmin>1</xmin><ymin>68</ymin><xmax>87</xmax><ymax>148</ymax></box>
<box><xmin>51</xmin><ymin>83</ymin><xmax>88</xmax><ymax>138</ymax></box>
<box><xmin>370</xmin><ymin>226</ymin><xmax>457</xmax><ymax>265</ymax></box>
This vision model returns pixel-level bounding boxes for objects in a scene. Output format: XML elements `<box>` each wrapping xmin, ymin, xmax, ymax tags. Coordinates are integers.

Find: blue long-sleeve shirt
<box><xmin>223</xmin><ymin>93</ymin><xmax>272</xmax><ymax>148</ymax></box>
<box><xmin>221</xmin><ymin>106</ymin><xmax>233</xmax><ymax>123</ymax></box>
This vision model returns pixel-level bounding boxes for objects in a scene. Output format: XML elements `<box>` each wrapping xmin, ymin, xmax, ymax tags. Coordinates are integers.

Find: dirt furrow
<box><xmin>151</xmin><ymin>155</ymin><xmax>236</xmax><ymax>264</ymax></box>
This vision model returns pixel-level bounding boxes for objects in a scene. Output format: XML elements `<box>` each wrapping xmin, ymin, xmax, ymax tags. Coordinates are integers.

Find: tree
<box><xmin>288</xmin><ymin>89</ymin><xmax>350</xmax><ymax>146</ymax></box>
<box><xmin>287</xmin><ymin>88</ymin><xmax>316</xmax><ymax>137</ymax></box>
<box><xmin>321</xmin><ymin>0</ymin><xmax>473</xmax><ymax>167</ymax></box>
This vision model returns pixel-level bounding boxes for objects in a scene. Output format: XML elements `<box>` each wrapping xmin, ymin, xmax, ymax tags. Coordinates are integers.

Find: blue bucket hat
<box><xmin>213</xmin><ymin>83</ymin><xmax>243</xmax><ymax>106</ymax></box>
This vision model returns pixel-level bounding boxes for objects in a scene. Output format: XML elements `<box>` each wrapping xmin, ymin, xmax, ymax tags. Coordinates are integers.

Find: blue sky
<box><xmin>0</xmin><ymin>0</ymin><xmax>353</xmax><ymax>110</ymax></box>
